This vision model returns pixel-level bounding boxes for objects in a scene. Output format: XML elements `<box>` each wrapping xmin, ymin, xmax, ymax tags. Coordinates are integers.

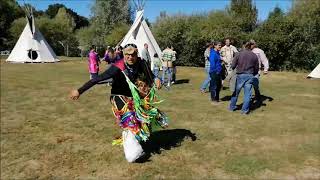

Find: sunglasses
<box><xmin>124</xmin><ymin>43</ymin><xmax>137</xmax><ymax>48</ymax></box>
<box><xmin>125</xmin><ymin>52</ymin><xmax>137</xmax><ymax>56</ymax></box>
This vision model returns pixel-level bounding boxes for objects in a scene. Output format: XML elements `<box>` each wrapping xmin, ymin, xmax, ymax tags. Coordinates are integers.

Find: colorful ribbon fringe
<box><xmin>111</xmin><ymin>72</ymin><xmax>169</xmax><ymax>145</ymax></box>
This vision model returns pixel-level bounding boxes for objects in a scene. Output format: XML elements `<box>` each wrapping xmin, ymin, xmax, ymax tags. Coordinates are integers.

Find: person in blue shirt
<box><xmin>209</xmin><ymin>41</ymin><xmax>222</xmax><ymax>105</ymax></box>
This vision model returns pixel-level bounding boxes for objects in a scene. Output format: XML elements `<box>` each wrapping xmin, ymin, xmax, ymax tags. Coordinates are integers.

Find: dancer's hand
<box><xmin>155</xmin><ymin>78</ymin><xmax>161</xmax><ymax>89</ymax></box>
<box><xmin>70</xmin><ymin>89</ymin><xmax>80</xmax><ymax>100</ymax></box>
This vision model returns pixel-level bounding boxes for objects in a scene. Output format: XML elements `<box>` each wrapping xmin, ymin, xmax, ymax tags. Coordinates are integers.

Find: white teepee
<box><xmin>307</xmin><ymin>63</ymin><xmax>320</xmax><ymax>79</ymax></box>
<box><xmin>6</xmin><ymin>11</ymin><xmax>59</xmax><ymax>63</ymax></box>
<box><xmin>119</xmin><ymin>2</ymin><xmax>162</xmax><ymax>69</ymax></box>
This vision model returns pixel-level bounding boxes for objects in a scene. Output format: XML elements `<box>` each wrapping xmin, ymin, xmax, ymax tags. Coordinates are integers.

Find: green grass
<box><xmin>224</xmin><ymin>155</ymin><xmax>269</xmax><ymax>176</ymax></box>
<box><xmin>1</xmin><ymin>58</ymin><xmax>320</xmax><ymax>179</ymax></box>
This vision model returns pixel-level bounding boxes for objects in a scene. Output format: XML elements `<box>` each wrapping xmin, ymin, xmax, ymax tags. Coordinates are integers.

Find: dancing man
<box><xmin>70</xmin><ymin>44</ymin><xmax>169</xmax><ymax>162</ymax></box>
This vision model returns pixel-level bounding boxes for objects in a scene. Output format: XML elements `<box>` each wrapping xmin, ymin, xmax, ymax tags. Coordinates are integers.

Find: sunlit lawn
<box><xmin>1</xmin><ymin>57</ymin><xmax>320</xmax><ymax>179</ymax></box>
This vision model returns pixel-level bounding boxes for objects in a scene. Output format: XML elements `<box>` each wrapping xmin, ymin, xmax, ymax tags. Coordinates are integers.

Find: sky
<box><xmin>17</xmin><ymin>0</ymin><xmax>293</xmax><ymax>22</ymax></box>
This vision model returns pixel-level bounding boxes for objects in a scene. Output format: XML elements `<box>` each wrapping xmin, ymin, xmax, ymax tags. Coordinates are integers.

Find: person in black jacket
<box><xmin>69</xmin><ymin>44</ymin><xmax>166</xmax><ymax>148</ymax></box>
<box><xmin>70</xmin><ymin>44</ymin><xmax>161</xmax><ymax>101</ymax></box>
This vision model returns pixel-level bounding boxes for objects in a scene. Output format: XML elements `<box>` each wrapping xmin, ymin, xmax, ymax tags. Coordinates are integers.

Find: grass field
<box><xmin>1</xmin><ymin>58</ymin><xmax>320</xmax><ymax>179</ymax></box>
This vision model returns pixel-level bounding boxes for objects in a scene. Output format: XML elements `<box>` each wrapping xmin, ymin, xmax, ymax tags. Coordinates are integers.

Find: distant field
<box><xmin>1</xmin><ymin>58</ymin><xmax>320</xmax><ymax>179</ymax></box>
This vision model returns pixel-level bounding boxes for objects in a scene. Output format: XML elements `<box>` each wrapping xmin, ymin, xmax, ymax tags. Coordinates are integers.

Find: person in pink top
<box><xmin>88</xmin><ymin>45</ymin><xmax>100</xmax><ymax>79</ymax></box>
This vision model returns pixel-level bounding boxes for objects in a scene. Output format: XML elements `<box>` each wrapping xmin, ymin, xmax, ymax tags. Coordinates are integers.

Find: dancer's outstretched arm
<box><xmin>69</xmin><ymin>65</ymin><xmax>119</xmax><ymax>100</ymax></box>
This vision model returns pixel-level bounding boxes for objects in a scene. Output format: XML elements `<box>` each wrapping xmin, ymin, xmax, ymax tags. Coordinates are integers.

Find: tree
<box><xmin>46</xmin><ymin>3</ymin><xmax>89</xmax><ymax>29</ymax></box>
<box><xmin>205</xmin><ymin>10</ymin><xmax>243</xmax><ymax>46</ymax></box>
<box><xmin>252</xmin><ymin>7</ymin><xmax>293</xmax><ymax>71</ymax></box>
<box><xmin>76</xmin><ymin>26</ymin><xmax>96</xmax><ymax>56</ymax></box>
<box><xmin>8</xmin><ymin>17</ymin><xmax>26</xmax><ymax>47</ymax></box>
<box><xmin>154</xmin><ymin>14</ymin><xmax>206</xmax><ymax>66</ymax></box>
<box><xmin>46</xmin><ymin>3</ymin><xmax>65</xmax><ymax>18</ymax></box>
<box><xmin>90</xmin><ymin>0</ymin><xmax>132</xmax><ymax>46</ymax></box>
<box><xmin>154</xmin><ymin>10</ymin><xmax>244</xmax><ymax>67</ymax></box>
<box><xmin>54</xmin><ymin>7</ymin><xmax>76</xmax><ymax>32</ymax></box>
<box><xmin>53</xmin><ymin>8</ymin><xmax>77</xmax><ymax>56</ymax></box>
<box><xmin>105</xmin><ymin>23</ymin><xmax>129</xmax><ymax>47</ymax></box>
<box><xmin>286</xmin><ymin>0</ymin><xmax>320</xmax><ymax>70</ymax></box>
<box><xmin>36</xmin><ymin>16</ymin><xmax>64</xmax><ymax>56</ymax></box>
<box><xmin>228</xmin><ymin>0</ymin><xmax>257</xmax><ymax>32</ymax></box>
<box><xmin>0</xmin><ymin>0</ymin><xmax>24</xmax><ymax>50</ymax></box>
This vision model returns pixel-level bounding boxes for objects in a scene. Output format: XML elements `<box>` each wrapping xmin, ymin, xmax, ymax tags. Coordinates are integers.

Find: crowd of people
<box><xmin>200</xmin><ymin>38</ymin><xmax>269</xmax><ymax>114</ymax></box>
<box><xmin>71</xmin><ymin>38</ymin><xmax>269</xmax><ymax>162</ymax></box>
<box><xmin>86</xmin><ymin>43</ymin><xmax>177</xmax><ymax>88</ymax></box>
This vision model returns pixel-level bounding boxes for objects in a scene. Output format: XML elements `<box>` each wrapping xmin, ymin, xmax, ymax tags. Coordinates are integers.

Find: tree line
<box><xmin>153</xmin><ymin>0</ymin><xmax>320</xmax><ymax>71</ymax></box>
<box><xmin>0</xmin><ymin>0</ymin><xmax>131</xmax><ymax>57</ymax></box>
<box><xmin>1</xmin><ymin>0</ymin><xmax>319</xmax><ymax>71</ymax></box>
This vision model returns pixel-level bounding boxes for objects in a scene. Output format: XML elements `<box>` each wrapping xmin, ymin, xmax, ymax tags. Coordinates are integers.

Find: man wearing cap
<box><xmin>69</xmin><ymin>44</ymin><xmax>166</xmax><ymax>162</ymax></box>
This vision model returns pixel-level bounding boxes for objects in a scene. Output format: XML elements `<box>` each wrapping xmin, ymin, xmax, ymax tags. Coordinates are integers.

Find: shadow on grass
<box><xmin>173</xmin><ymin>79</ymin><xmax>190</xmax><ymax>85</ymax></box>
<box><xmin>250</xmin><ymin>94</ymin><xmax>274</xmax><ymax>111</ymax></box>
<box><xmin>237</xmin><ymin>95</ymin><xmax>274</xmax><ymax>112</ymax></box>
<box><xmin>136</xmin><ymin>129</ymin><xmax>197</xmax><ymax>163</ymax></box>
<box><xmin>221</xmin><ymin>95</ymin><xmax>232</xmax><ymax>101</ymax></box>
<box><xmin>221</xmin><ymin>94</ymin><xmax>274</xmax><ymax>112</ymax></box>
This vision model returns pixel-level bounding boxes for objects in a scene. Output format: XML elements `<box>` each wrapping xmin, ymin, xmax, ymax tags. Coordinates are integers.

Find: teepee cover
<box><xmin>6</xmin><ymin>14</ymin><xmax>59</xmax><ymax>63</ymax></box>
<box><xmin>307</xmin><ymin>63</ymin><xmax>320</xmax><ymax>79</ymax></box>
<box><xmin>119</xmin><ymin>9</ymin><xmax>162</xmax><ymax>69</ymax></box>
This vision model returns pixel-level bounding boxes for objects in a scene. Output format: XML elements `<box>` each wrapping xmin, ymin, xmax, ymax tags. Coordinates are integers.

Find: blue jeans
<box><xmin>200</xmin><ymin>67</ymin><xmax>211</xmax><ymax>91</ymax></box>
<box><xmin>229</xmin><ymin>74</ymin><xmax>254</xmax><ymax>114</ymax></box>
<box><xmin>209</xmin><ymin>72</ymin><xmax>221</xmax><ymax>102</ymax></box>
<box><xmin>153</xmin><ymin>68</ymin><xmax>160</xmax><ymax>79</ymax></box>
<box><xmin>162</xmin><ymin>66</ymin><xmax>172</xmax><ymax>85</ymax></box>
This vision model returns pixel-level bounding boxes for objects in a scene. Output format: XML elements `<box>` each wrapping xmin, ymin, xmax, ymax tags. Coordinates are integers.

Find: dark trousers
<box><xmin>172</xmin><ymin>66</ymin><xmax>176</xmax><ymax>82</ymax></box>
<box><xmin>90</xmin><ymin>73</ymin><xmax>98</xmax><ymax>80</ymax></box>
<box><xmin>253</xmin><ymin>74</ymin><xmax>261</xmax><ymax>99</ymax></box>
<box><xmin>209</xmin><ymin>72</ymin><xmax>221</xmax><ymax>102</ymax></box>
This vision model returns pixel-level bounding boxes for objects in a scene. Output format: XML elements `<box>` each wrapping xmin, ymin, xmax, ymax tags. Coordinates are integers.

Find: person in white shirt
<box><xmin>250</xmin><ymin>39</ymin><xmax>269</xmax><ymax>75</ymax></box>
<box><xmin>221</xmin><ymin>38</ymin><xmax>238</xmax><ymax>74</ymax></box>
